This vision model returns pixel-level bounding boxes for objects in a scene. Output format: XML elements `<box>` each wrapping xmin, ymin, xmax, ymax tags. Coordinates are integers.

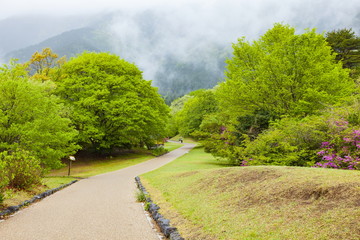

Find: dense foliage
<box><xmin>0</xmin><ymin>62</ymin><xmax>79</xmax><ymax>169</ymax></box>
<box><xmin>1</xmin><ymin>149</ymin><xmax>42</xmax><ymax>189</ymax></box>
<box><xmin>326</xmin><ymin>28</ymin><xmax>360</xmax><ymax>78</ymax></box>
<box><xmin>0</xmin><ymin>60</ymin><xmax>79</xmax><ymax>196</ymax></box>
<box><xmin>55</xmin><ymin>52</ymin><xmax>169</xmax><ymax>152</ymax></box>
<box><xmin>218</xmin><ymin>24</ymin><xmax>353</xmax><ymax>119</ymax></box>
<box><xmin>171</xmin><ymin>24</ymin><xmax>359</xmax><ymax>170</ymax></box>
<box><xmin>0</xmin><ymin>51</ymin><xmax>169</xmax><ymax>195</ymax></box>
<box><xmin>174</xmin><ymin>89</ymin><xmax>218</xmax><ymax>137</ymax></box>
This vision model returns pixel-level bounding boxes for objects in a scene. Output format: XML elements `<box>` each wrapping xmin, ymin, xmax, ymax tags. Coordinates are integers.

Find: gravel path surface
<box><xmin>0</xmin><ymin>143</ymin><xmax>195</xmax><ymax>240</ymax></box>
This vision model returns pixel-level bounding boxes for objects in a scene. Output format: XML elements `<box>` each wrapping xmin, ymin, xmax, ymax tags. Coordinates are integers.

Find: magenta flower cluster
<box><xmin>315</xmin><ymin>130</ymin><xmax>360</xmax><ymax>170</ymax></box>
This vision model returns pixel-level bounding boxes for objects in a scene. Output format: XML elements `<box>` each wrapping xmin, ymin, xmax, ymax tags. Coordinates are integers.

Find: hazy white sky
<box><xmin>1</xmin><ymin>0</ymin><xmax>358</xmax><ymax>19</ymax></box>
<box><xmin>0</xmin><ymin>0</ymin><xmax>213</xmax><ymax>18</ymax></box>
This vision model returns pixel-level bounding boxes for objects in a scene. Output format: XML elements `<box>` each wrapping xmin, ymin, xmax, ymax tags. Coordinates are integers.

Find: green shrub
<box><xmin>135</xmin><ymin>190</ymin><xmax>147</xmax><ymax>202</ymax></box>
<box><xmin>144</xmin><ymin>201</ymin><xmax>151</xmax><ymax>211</ymax></box>
<box><xmin>1</xmin><ymin>149</ymin><xmax>42</xmax><ymax>189</ymax></box>
<box><xmin>151</xmin><ymin>146</ymin><xmax>168</xmax><ymax>156</ymax></box>
<box><xmin>242</xmin><ymin>116</ymin><xmax>329</xmax><ymax>166</ymax></box>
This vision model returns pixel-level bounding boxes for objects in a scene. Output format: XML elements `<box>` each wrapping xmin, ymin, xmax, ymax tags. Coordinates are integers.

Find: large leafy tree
<box><xmin>55</xmin><ymin>52</ymin><xmax>169</xmax><ymax>152</ymax></box>
<box><xmin>0</xmin><ymin>61</ymin><xmax>79</xmax><ymax>169</ymax></box>
<box><xmin>175</xmin><ymin>89</ymin><xmax>218</xmax><ymax>137</ymax></box>
<box><xmin>326</xmin><ymin>28</ymin><xmax>360</xmax><ymax>77</ymax></box>
<box><xmin>198</xmin><ymin>24</ymin><xmax>355</xmax><ymax>165</ymax></box>
<box><xmin>217</xmin><ymin>23</ymin><xmax>354</xmax><ymax>120</ymax></box>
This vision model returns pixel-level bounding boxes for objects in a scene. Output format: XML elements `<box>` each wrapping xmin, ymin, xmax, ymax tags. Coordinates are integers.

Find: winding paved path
<box><xmin>0</xmin><ymin>143</ymin><xmax>195</xmax><ymax>240</ymax></box>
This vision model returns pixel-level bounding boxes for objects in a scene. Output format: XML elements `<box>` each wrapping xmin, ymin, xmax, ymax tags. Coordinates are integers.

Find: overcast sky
<box><xmin>1</xmin><ymin>0</ymin><xmax>359</xmax><ymax>23</ymax></box>
<box><xmin>2</xmin><ymin>0</ymin><xmax>359</xmax><ymax>37</ymax></box>
<box><xmin>0</xmin><ymin>0</ymin><xmax>211</xmax><ymax>19</ymax></box>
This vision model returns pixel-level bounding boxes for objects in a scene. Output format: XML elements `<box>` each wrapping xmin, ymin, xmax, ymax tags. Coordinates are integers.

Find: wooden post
<box><xmin>68</xmin><ymin>160</ymin><xmax>72</xmax><ymax>176</ymax></box>
<box><xmin>68</xmin><ymin>156</ymin><xmax>75</xmax><ymax>176</ymax></box>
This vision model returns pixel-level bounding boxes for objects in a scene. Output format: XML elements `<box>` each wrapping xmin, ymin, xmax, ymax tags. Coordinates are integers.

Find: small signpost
<box><xmin>68</xmin><ymin>156</ymin><xmax>76</xmax><ymax>176</ymax></box>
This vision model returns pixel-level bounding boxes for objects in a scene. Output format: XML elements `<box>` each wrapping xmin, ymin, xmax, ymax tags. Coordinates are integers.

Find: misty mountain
<box><xmin>5</xmin><ymin>27</ymin><xmax>114</xmax><ymax>62</ymax></box>
<box><xmin>2</xmin><ymin>11</ymin><xmax>229</xmax><ymax>103</ymax></box>
<box><xmin>0</xmin><ymin>14</ymin><xmax>99</xmax><ymax>56</ymax></box>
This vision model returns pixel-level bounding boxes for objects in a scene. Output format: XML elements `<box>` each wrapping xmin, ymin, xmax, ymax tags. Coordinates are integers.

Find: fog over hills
<box><xmin>1</xmin><ymin>0</ymin><xmax>360</xmax><ymax>102</ymax></box>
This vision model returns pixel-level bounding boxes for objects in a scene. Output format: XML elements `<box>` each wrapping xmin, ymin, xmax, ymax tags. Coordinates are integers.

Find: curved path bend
<box><xmin>0</xmin><ymin>143</ymin><xmax>195</xmax><ymax>240</ymax></box>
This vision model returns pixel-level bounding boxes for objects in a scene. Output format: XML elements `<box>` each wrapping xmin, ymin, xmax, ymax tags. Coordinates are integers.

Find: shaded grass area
<box><xmin>48</xmin><ymin>152</ymin><xmax>154</xmax><ymax>178</ymax></box>
<box><xmin>141</xmin><ymin>146</ymin><xmax>360</xmax><ymax>240</ymax></box>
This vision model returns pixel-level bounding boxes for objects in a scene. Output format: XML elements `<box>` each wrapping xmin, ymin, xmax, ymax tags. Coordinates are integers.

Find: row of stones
<box><xmin>135</xmin><ymin>176</ymin><xmax>184</xmax><ymax>240</ymax></box>
<box><xmin>0</xmin><ymin>180</ymin><xmax>78</xmax><ymax>219</ymax></box>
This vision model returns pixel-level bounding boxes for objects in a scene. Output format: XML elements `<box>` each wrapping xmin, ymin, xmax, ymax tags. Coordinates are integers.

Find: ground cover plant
<box><xmin>141</xmin><ymin>146</ymin><xmax>360</xmax><ymax>240</ymax></box>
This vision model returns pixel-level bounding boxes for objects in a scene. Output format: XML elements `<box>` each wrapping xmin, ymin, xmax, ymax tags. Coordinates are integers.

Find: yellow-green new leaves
<box><xmin>218</xmin><ymin>23</ymin><xmax>354</xmax><ymax>119</ymax></box>
<box><xmin>55</xmin><ymin>52</ymin><xmax>169</xmax><ymax>151</ymax></box>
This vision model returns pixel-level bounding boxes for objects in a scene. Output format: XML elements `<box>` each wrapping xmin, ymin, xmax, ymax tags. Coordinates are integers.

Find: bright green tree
<box><xmin>176</xmin><ymin>89</ymin><xmax>218</xmax><ymax>137</ymax></box>
<box><xmin>218</xmin><ymin>23</ymin><xmax>354</xmax><ymax>120</ymax></box>
<box><xmin>0</xmin><ymin>61</ymin><xmax>79</xmax><ymax>169</ymax></box>
<box><xmin>166</xmin><ymin>94</ymin><xmax>192</xmax><ymax>137</ymax></box>
<box><xmin>197</xmin><ymin>24</ymin><xmax>356</xmax><ymax>165</ymax></box>
<box><xmin>55</xmin><ymin>52</ymin><xmax>169</xmax><ymax>152</ymax></box>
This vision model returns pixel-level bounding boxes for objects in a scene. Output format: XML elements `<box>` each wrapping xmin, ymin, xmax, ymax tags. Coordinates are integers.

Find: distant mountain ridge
<box><xmin>5</xmin><ymin>27</ymin><xmax>114</xmax><ymax>62</ymax></box>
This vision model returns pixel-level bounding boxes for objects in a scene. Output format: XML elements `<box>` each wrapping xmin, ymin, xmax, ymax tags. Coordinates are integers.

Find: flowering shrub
<box><xmin>315</xmin><ymin>122</ymin><xmax>360</xmax><ymax>170</ymax></box>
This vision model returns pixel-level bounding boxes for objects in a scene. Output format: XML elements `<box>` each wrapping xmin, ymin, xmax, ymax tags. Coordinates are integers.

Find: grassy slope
<box><xmin>141</xmin><ymin>146</ymin><xmax>360</xmax><ymax>240</ymax></box>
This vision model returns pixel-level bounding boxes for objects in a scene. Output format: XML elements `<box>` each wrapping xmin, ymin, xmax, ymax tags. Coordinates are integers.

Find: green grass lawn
<box><xmin>141</xmin><ymin>146</ymin><xmax>360</xmax><ymax>240</ymax></box>
<box><xmin>164</xmin><ymin>141</ymin><xmax>183</xmax><ymax>152</ymax></box>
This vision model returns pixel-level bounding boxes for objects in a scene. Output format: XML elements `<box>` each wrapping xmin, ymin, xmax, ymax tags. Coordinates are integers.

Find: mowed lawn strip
<box><xmin>141</xmin><ymin>146</ymin><xmax>360</xmax><ymax>240</ymax></box>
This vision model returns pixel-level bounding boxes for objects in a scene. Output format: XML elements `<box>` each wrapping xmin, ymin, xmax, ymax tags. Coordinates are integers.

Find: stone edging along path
<box><xmin>135</xmin><ymin>176</ymin><xmax>184</xmax><ymax>240</ymax></box>
<box><xmin>0</xmin><ymin>180</ymin><xmax>78</xmax><ymax>219</ymax></box>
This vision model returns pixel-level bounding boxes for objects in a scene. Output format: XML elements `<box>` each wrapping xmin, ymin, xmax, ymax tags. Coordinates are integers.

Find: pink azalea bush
<box><xmin>315</xmin><ymin>120</ymin><xmax>360</xmax><ymax>170</ymax></box>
